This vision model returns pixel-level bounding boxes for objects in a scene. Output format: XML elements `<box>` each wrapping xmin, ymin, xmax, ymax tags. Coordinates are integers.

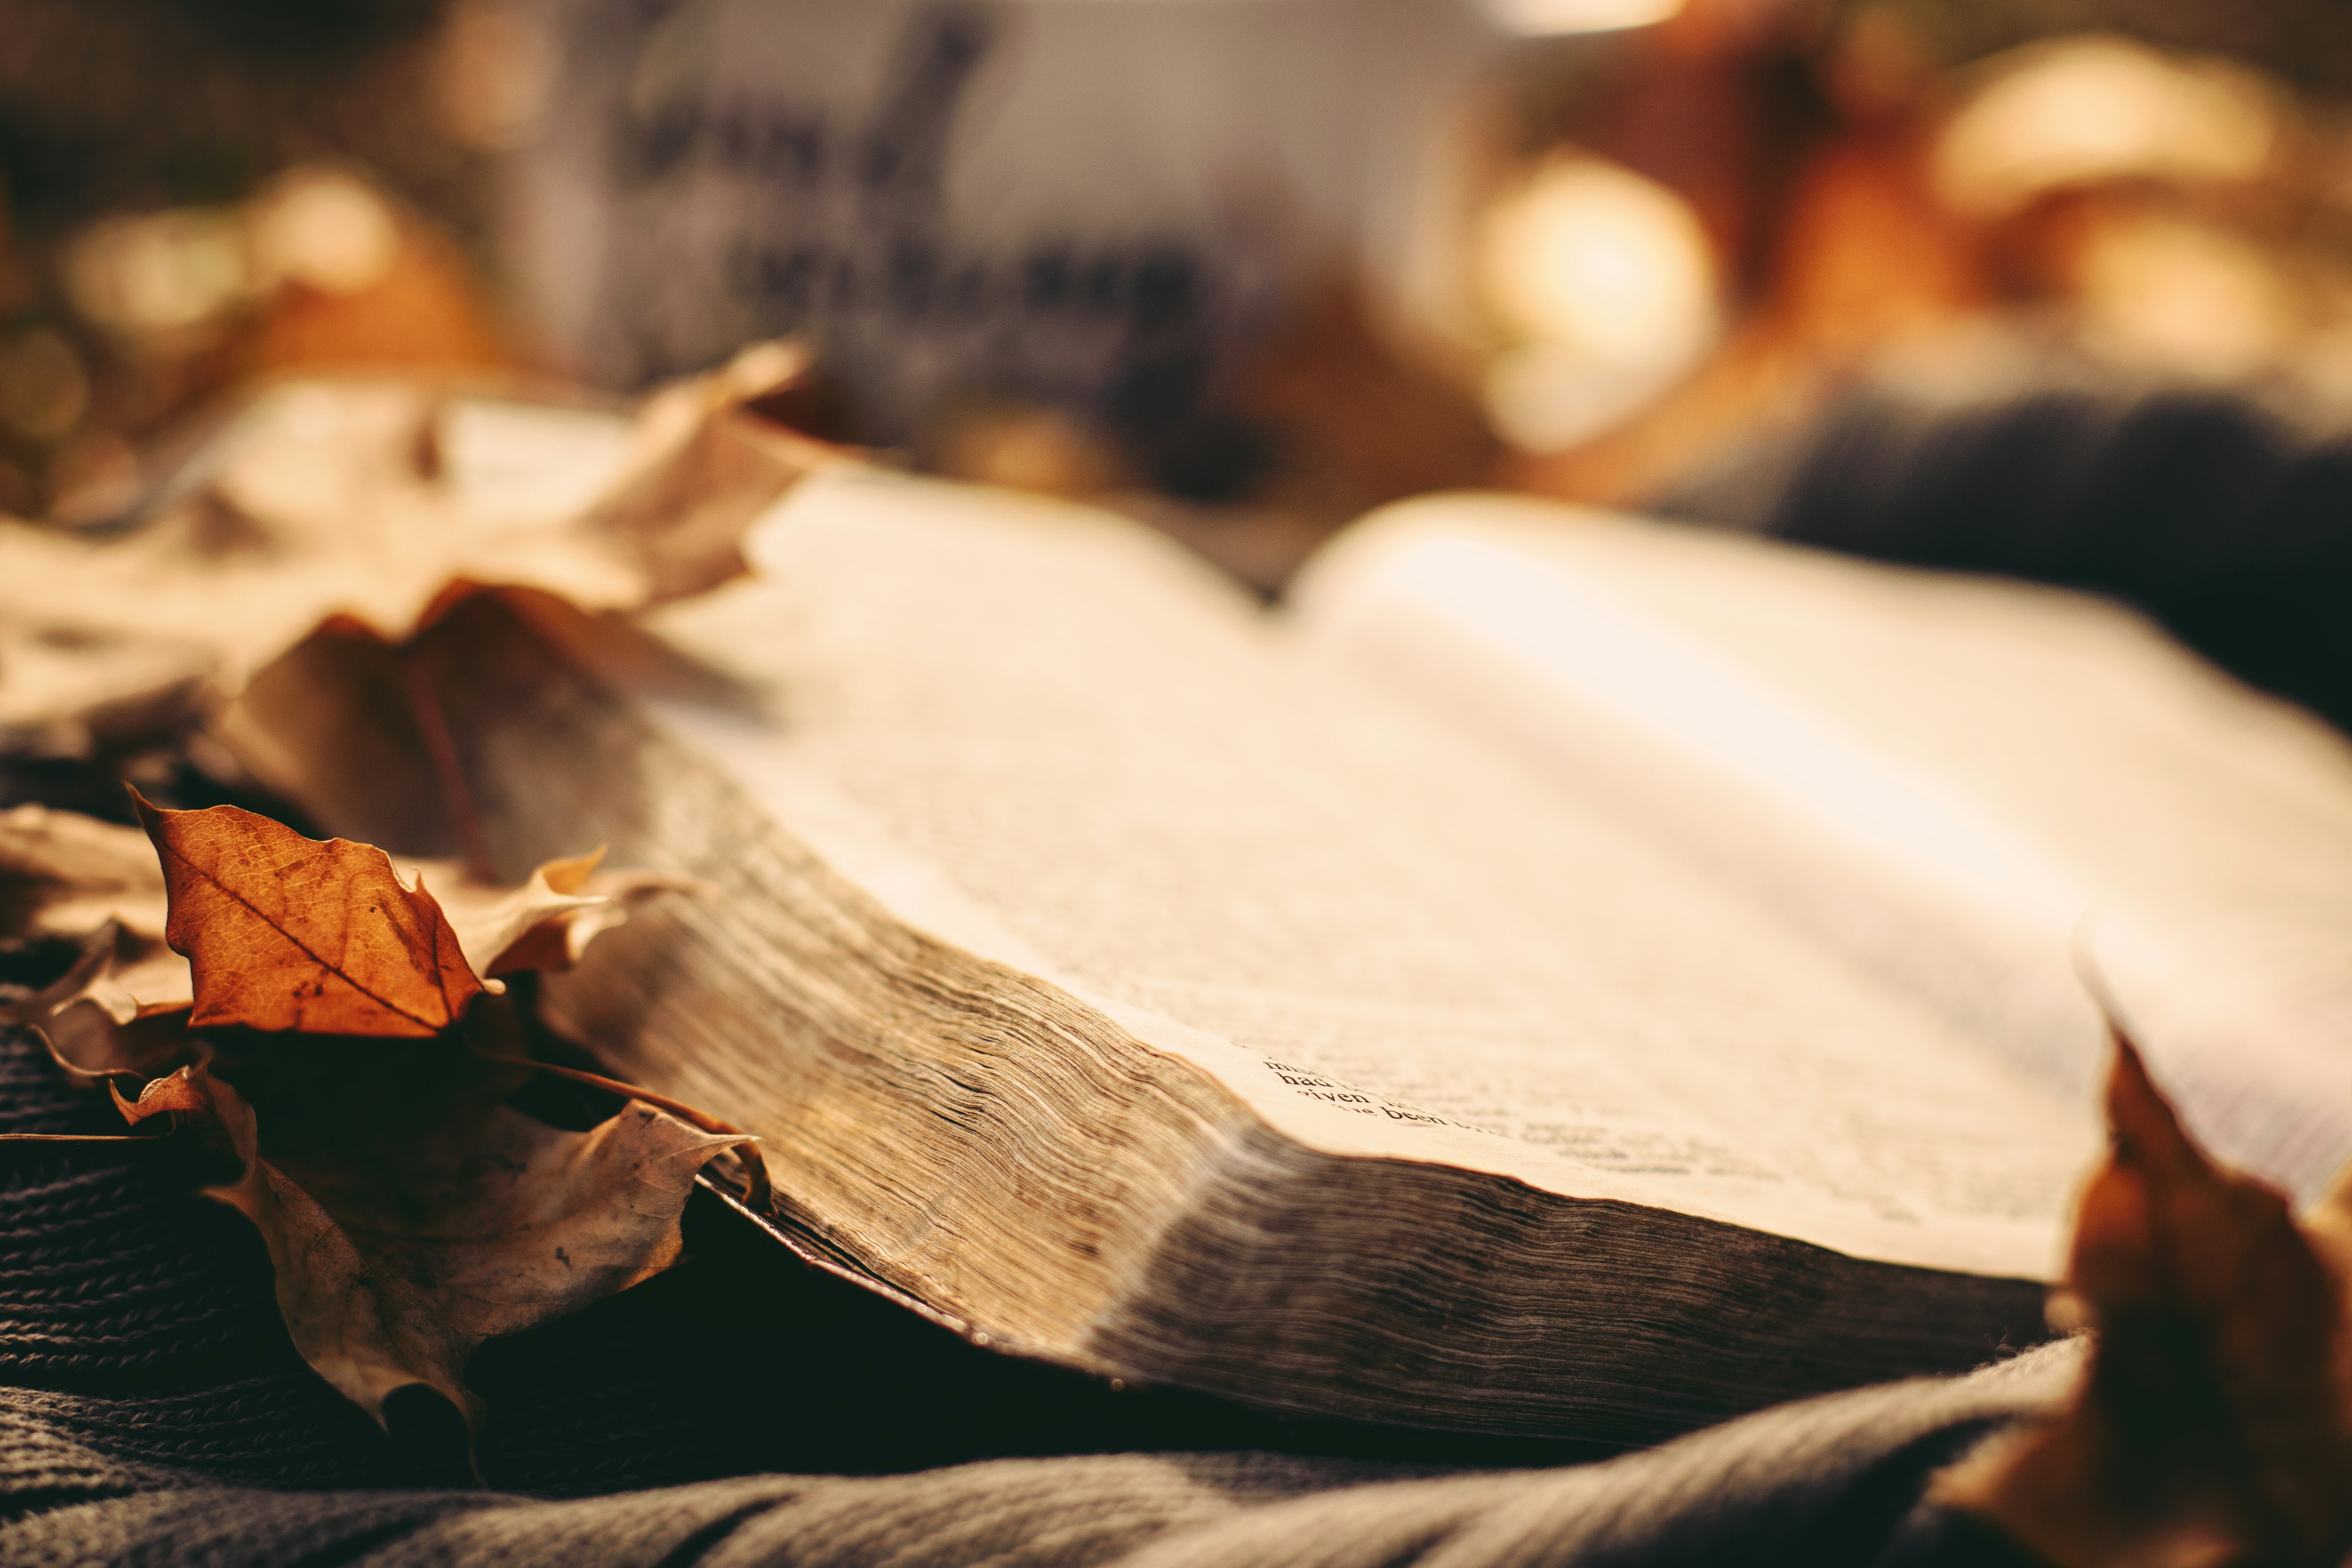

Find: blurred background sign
<box><xmin>501</xmin><ymin>0</ymin><xmax>1498</xmax><ymax>502</ymax></box>
<box><xmin>11</xmin><ymin>0</ymin><xmax>2352</xmax><ymax>700</ymax></box>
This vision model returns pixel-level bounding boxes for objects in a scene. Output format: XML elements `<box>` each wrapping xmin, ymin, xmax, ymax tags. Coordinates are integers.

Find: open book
<box><xmin>231</xmin><ymin>463</ymin><xmax>2352</xmax><ymax>1453</ymax></box>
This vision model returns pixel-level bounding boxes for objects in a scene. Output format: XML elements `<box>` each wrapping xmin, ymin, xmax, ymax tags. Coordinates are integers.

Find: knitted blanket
<box><xmin>0</xmin><ymin>1028</ymin><xmax>2061</xmax><ymax>1566</ymax></box>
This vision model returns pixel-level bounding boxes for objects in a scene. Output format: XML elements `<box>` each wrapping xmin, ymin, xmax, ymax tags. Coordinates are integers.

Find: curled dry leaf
<box><xmin>404</xmin><ymin>845</ymin><xmax>664</xmax><ymax>981</ymax></box>
<box><xmin>0</xmin><ymin>805</ymin><xmax>183</xmax><ymax>1027</ymax></box>
<box><xmin>451</xmin><ymin>846</ymin><xmax>604</xmax><ymax>974</ymax></box>
<box><xmin>1936</xmin><ymin>1024</ymin><xmax>2352</xmax><ymax>1566</ymax></box>
<box><xmin>0</xmin><ymin>359</ymin><xmax>829</xmax><ymax>765</ymax></box>
<box><xmin>0</xmin><ymin>804</ymin><xmax>185</xmax><ymax>1099</ymax></box>
<box><xmin>0</xmin><ymin>612</ymin><xmax>214</xmax><ymax>760</ymax></box>
<box><xmin>40</xmin><ymin>995</ymin><xmax>193</xmax><ymax>1086</ymax></box>
<box><xmin>2</xmin><ymin>923</ymin><xmax>120</xmax><ymax>1028</ymax></box>
<box><xmin>119</xmin><ymin>1059</ymin><xmax>737</xmax><ymax>1434</ymax></box>
<box><xmin>0</xmin><ymin>803</ymin><xmax>168</xmax><ymax>937</ymax></box>
<box><xmin>76</xmin><ymin>944</ymin><xmax>200</xmax><ymax>1025</ymax></box>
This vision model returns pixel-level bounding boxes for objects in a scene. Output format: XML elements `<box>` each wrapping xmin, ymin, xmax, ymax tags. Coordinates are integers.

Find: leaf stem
<box><xmin>0</xmin><ymin>1117</ymin><xmax>184</xmax><ymax>1147</ymax></box>
<box><xmin>0</xmin><ymin>1132</ymin><xmax>148</xmax><ymax>1144</ymax></box>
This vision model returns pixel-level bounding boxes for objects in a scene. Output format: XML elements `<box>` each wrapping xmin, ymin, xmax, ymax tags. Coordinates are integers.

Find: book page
<box><xmin>1292</xmin><ymin>495</ymin><xmax>2352</xmax><ymax>1201</ymax></box>
<box><xmin>645</xmin><ymin>468</ymin><xmax>2092</xmax><ymax>1280</ymax></box>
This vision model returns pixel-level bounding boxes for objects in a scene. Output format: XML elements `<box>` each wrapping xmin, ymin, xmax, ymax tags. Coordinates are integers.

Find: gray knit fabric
<box><xmin>0</xmin><ymin>1027</ymin><xmax>2065</xmax><ymax>1567</ymax></box>
<box><xmin>3</xmin><ymin>1353</ymin><xmax>2070</xmax><ymax>1566</ymax></box>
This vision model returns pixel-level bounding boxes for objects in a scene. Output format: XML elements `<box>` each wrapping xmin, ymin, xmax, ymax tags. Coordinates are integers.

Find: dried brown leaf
<box><xmin>13</xmin><ymin>801</ymin><xmax>754</xmax><ymax>1439</ymax></box>
<box><xmin>0</xmin><ymin>803</ymin><xmax>169</xmax><ymax>937</ymax></box>
<box><xmin>398</xmin><ymin>847</ymin><xmax>611</xmax><ymax>980</ymax></box>
<box><xmin>0</xmin><ymin>802</ymin><xmax>636</xmax><ymax>1043</ymax></box>
<box><xmin>582</xmin><ymin>340</ymin><xmax>827</xmax><ymax>601</ymax></box>
<box><xmin>0</xmin><ymin>363</ymin><xmax>830</xmax><ymax>759</ymax></box>
<box><xmin>77</xmin><ymin>942</ymin><xmax>198</xmax><ymax>1022</ymax></box>
<box><xmin>40</xmin><ymin>995</ymin><xmax>193</xmax><ymax>1085</ymax></box>
<box><xmin>1937</xmin><ymin>1025</ymin><xmax>2352</xmax><ymax>1566</ymax></box>
<box><xmin>0</xmin><ymin>922</ymin><xmax>113</xmax><ymax>1025</ymax></box>
<box><xmin>0</xmin><ymin>920</ymin><xmax>190</xmax><ymax>1085</ymax></box>
<box><xmin>119</xmin><ymin>1059</ymin><xmax>735</xmax><ymax>1432</ymax></box>
<box><xmin>132</xmin><ymin>793</ymin><xmax>482</xmax><ymax>1037</ymax></box>
<box><xmin>0</xmin><ymin>614</ymin><xmax>214</xmax><ymax>760</ymax></box>
<box><xmin>0</xmin><ymin>805</ymin><xmax>186</xmax><ymax>1031</ymax></box>
<box><xmin>9</xmin><ymin>790</ymin><xmax>756</xmax><ymax>1449</ymax></box>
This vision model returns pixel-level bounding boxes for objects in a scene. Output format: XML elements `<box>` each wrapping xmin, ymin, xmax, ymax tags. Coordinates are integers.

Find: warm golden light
<box><xmin>1482</xmin><ymin>0</ymin><xmax>1686</xmax><ymax>35</ymax></box>
<box><xmin>248</xmin><ymin>168</ymin><xmax>402</xmax><ymax>297</ymax></box>
<box><xmin>2073</xmin><ymin>212</ymin><xmax>2293</xmax><ymax>376</ymax></box>
<box><xmin>1934</xmin><ymin>36</ymin><xmax>2278</xmax><ymax>218</ymax></box>
<box><xmin>63</xmin><ymin>210</ymin><xmax>247</xmax><ymax>338</ymax></box>
<box><xmin>1474</xmin><ymin>156</ymin><xmax>1717</xmax><ymax>450</ymax></box>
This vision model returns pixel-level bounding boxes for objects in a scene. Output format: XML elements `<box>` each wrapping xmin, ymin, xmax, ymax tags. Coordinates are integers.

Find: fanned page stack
<box><xmin>242</xmin><ymin>466</ymin><xmax>2352</xmax><ymax>1453</ymax></box>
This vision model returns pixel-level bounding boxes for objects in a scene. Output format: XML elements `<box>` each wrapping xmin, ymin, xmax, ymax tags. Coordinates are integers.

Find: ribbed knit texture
<box><xmin>0</xmin><ymin>1026</ymin><xmax>420</xmax><ymax>1498</ymax></box>
<box><xmin>0</xmin><ymin>1026</ymin><xmax>2064</xmax><ymax>1566</ymax></box>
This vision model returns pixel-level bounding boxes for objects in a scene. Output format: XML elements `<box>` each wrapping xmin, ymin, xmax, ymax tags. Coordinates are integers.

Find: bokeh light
<box><xmin>1482</xmin><ymin>0</ymin><xmax>1686</xmax><ymax>35</ymax></box>
<box><xmin>64</xmin><ymin>210</ymin><xmax>248</xmax><ymax>342</ymax></box>
<box><xmin>248</xmin><ymin>168</ymin><xmax>401</xmax><ymax>298</ymax></box>
<box><xmin>1474</xmin><ymin>156</ymin><xmax>1719</xmax><ymax>451</ymax></box>
<box><xmin>1934</xmin><ymin>36</ymin><xmax>2280</xmax><ymax>218</ymax></box>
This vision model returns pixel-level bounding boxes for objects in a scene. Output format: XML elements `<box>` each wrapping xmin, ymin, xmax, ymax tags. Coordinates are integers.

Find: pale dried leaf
<box><xmin>0</xmin><ymin>924</ymin><xmax>111</xmax><ymax>1029</ymax></box>
<box><xmin>386</xmin><ymin>847</ymin><xmax>680</xmax><ymax>979</ymax></box>
<box><xmin>0</xmin><ymin>919</ymin><xmax>189</xmax><ymax>1044</ymax></box>
<box><xmin>0</xmin><ymin>614</ymin><xmax>214</xmax><ymax>759</ymax></box>
<box><xmin>79</xmin><ymin>942</ymin><xmax>196</xmax><ymax>1021</ymax></box>
<box><xmin>0</xmin><ymin>366</ymin><xmax>827</xmax><ymax>750</ymax></box>
<box><xmin>0</xmin><ymin>384</ymin><xmax>642</xmax><ymax>698</ymax></box>
<box><xmin>534</xmin><ymin>849</ymin><xmax>604</xmax><ymax>898</ymax></box>
<box><xmin>121</xmin><ymin>1062</ymin><xmax>736</xmax><ymax>1431</ymax></box>
<box><xmin>510</xmin><ymin>867</ymin><xmax>684</xmax><ymax>973</ymax></box>
<box><xmin>0</xmin><ymin>807</ymin><xmax>186</xmax><ymax>1030</ymax></box>
<box><xmin>40</xmin><ymin>994</ymin><xmax>193</xmax><ymax>1084</ymax></box>
<box><xmin>584</xmin><ymin>341</ymin><xmax>828</xmax><ymax>603</ymax></box>
<box><xmin>0</xmin><ymin>803</ymin><xmax>168</xmax><ymax>937</ymax></box>
<box><xmin>398</xmin><ymin>851</ymin><xmax>605</xmax><ymax>980</ymax></box>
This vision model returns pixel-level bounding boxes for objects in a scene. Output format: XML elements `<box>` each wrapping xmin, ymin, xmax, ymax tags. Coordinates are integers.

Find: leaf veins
<box><xmin>132</xmin><ymin>792</ymin><xmax>482</xmax><ymax>1038</ymax></box>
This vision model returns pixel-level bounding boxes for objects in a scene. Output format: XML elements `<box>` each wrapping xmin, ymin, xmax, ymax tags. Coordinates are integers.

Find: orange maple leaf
<box><xmin>131</xmin><ymin>791</ymin><xmax>482</xmax><ymax>1037</ymax></box>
